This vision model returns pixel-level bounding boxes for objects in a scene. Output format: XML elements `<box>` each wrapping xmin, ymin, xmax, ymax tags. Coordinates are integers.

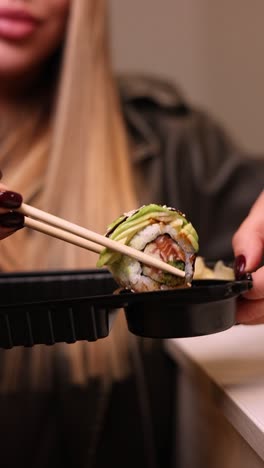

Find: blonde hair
<box><xmin>0</xmin><ymin>0</ymin><xmax>138</xmax><ymax>390</ymax></box>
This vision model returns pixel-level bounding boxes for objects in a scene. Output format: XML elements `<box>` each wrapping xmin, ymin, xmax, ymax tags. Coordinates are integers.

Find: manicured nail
<box><xmin>234</xmin><ymin>255</ymin><xmax>246</xmax><ymax>280</ymax></box>
<box><xmin>0</xmin><ymin>191</ymin><xmax>23</xmax><ymax>209</ymax></box>
<box><xmin>0</xmin><ymin>212</ymin><xmax>24</xmax><ymax>228</ymax></box>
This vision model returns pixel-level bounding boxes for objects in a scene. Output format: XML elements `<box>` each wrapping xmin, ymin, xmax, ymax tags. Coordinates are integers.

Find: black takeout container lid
<box><xmin>0</xmin><ymin>268</ymin><xmax>252</xmax><ymax>347</ymax></box>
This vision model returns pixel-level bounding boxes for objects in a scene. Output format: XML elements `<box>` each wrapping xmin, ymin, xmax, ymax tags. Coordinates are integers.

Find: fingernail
<box><xmin>0</xmin><ymin>191</ymin><xmax>23</xmax><ymax>209</ymax></box>
<box><xmin>0</xmin><ymin>212</ymin><xmax>24</xmax><ymax>228</ymax></box>
<box><xmin>234</xmin><ymin>254</ymin><xmax>246</xmax><ymax>280</ymax></box>
<box><xmin>0</xmin><ymin>170</ymin><xmax>2</xmax><ymax>180</ymax></box>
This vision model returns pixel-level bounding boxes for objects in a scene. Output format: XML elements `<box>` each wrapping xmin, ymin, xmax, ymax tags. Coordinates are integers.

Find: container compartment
<box><xmin>0</xmin><ymin>269</ymin><xmax>252</xmax><ymax>347</ymax></box>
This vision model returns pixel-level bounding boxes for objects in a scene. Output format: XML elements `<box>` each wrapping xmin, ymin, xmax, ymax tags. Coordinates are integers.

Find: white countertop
<box><xmin>165</xmin><ymin>324</ymin><xmax>264</xmax><ymax>460</ymax></box>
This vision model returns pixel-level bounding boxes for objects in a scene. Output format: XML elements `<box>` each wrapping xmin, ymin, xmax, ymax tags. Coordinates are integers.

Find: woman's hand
<box><xmin>232</xmin><ymin>190</ymin><xmax>264</xmax><ymax>324</ymax></box>
<box><xmin>0</xmin><ymin>180</ymin><xmax>24</xmax><ymax>240</ymax></box>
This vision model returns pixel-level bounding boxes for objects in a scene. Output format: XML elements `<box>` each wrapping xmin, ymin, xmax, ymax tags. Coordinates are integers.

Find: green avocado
<box><xmin>97</xmin><ymin>204</ymin><xmax>199</xmax><ymax>268</ymax></box>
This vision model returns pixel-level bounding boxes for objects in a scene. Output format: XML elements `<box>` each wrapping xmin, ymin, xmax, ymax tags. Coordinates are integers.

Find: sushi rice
<box><xmin>97</xmin><ymin>204</ymin><xmax>199</xmax><ymax>292</ymax></box>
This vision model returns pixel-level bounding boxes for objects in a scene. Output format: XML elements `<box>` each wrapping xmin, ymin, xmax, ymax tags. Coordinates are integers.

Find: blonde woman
<box><xmin>0</xmin><ymin>1</ymin><xmax>263</xmax><ymax>467</ymax></box>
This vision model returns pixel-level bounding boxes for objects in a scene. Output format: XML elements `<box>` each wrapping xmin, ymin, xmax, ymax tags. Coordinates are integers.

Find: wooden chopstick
<box><xmin>19</xmin><ymin>203</ymin><xmax>185</xmax><ymax>278</ymax></box>
<box><xmin>24</xmin><ymin>217</ymin><xmax>102</xmax><ymax>254</ymax></box>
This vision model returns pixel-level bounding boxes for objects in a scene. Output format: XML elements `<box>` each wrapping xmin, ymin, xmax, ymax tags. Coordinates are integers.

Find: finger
<box><xmin>232</xmin><ymin>191</ymin><xmax>264</xmax><ymax>271</ymax></box>
<box><xmin>236</xmin><ymin>298</ymin><xmax>264</xmax><ymax>325</ymax></box>
<box><xmin>242</xmin><ymin>267</ymin><xmax>264</xmax><ymax>300</ymax></box>
<box><xmin>0</xmin><ymin>227</ymin><xmax>23</xmax><ymax>240</ymax></box>
<box><xmin>0</xmin><ymin>190</ymin><xmax>23</xmax><ymax>214</ymax></box>
<box><xmin>0</xmin><ymin>183</ymin><xmax>9</xmax><ymax>214</ymax></box>
<box><xmin>0</xmin><ymin>212</ymin><xmax>24</xmax><ymax>235</ymax></box>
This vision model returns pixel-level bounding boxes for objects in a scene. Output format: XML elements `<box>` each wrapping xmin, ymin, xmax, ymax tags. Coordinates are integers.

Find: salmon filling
<box><xmin>142</xmin><ymin>235</ymin><xmax>186</xmax><ymax>286</ymax></box>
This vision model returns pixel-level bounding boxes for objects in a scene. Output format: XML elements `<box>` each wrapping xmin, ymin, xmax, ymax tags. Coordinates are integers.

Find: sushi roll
<box><xmin>97</xmin><ymin>204</ymin><xmax>199</xmax><ymax>292</ymax></box>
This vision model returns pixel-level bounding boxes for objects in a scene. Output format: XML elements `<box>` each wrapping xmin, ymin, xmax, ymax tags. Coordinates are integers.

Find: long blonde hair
<box><xmin>0</xmin><ymin>0</ymin><xmax>138</xmax><ymax>390</ymax></box>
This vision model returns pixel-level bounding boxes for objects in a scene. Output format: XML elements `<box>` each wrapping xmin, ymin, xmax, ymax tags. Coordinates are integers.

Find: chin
<box><xmin>0</xmin><ymin>39</ymin><xmax>61</xmax><ymax>86</ymax></box>
<box><xmin>0</xmin><ymin>46</ymin><xmax>43</xmax><ymax>82</ymax></box>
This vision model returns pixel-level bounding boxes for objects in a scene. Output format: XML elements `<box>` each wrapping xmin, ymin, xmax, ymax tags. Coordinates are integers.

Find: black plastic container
<box><xmin>123</xmin><ymin>278</ymin><xmax>252</xmax><ymax>338</ymax></box>
<box><xmin>0</xmin><ymin>269</ymin><xmax>118</xmax><ymax>348</ymax></box>
<box><xmin>0</xmin><ymin>269</ymin><xmax>252</xmax><ymax>347</ymax></box>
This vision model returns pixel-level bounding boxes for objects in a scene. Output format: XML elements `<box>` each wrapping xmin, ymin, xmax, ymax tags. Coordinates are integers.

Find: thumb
<box><xmin>232</xmin><ymin>191</ymin><xmax>264</xmax><ymax>272</ymax></box>
<box><xmin>243</xmin><ymin>266</ymin><xmax>264</xmax><ymax>300</ymax></box>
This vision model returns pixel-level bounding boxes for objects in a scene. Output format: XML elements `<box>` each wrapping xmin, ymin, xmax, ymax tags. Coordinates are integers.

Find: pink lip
<box><xmin>0</xmin><ymin>8</ymin><xmax>41</xmax><ymax>41</ymax></box>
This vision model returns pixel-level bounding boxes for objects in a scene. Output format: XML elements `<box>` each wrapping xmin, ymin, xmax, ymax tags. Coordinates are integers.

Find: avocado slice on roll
<box><xmin>97</xmin><ymin>204</ymin><xmax>199</xmax><ymax>292</ymax></box>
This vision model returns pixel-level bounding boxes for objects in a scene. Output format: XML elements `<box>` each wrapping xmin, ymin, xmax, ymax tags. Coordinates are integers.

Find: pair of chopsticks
<box><xmin>18</xmin><ymin>203</ymin><xmax>185</xmax><ymax>278</ymax></box>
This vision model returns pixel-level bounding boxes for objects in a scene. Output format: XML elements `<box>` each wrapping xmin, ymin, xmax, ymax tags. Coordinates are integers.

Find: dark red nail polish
<box><xmin>234</xmin><ymin>255</ymin><xmax>246</xmax><ymax>280</ymax></box>
<box><xmin>0</xmin><ymin>212</ymin><xmax>24</xmax><ymax>228</ymax></box>
<box><xmin>0</xmin><ymin>191</ymin><xmax>23</xmax><ymax>209</ymax></box>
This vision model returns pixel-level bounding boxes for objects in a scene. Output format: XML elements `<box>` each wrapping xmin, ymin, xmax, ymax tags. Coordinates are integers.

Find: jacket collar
<box><xmin>123</xmin><ymin>105</ymin><xmax>161</xmax><ymax>162</ymax></box>
<box><xmin>118</xmin><ymin>74</ymin><xmax>188</xmax><ymax>162</ymax></box>
<box><xmin>118</xmin><ymin>74</ymin><xmax>185</xmax><ymax>108</ymax></box>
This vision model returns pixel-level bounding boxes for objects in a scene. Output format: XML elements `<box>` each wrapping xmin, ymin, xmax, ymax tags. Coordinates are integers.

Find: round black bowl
<box><xmin>123</xmin><ymin>276</ymin><xmax>252</xmax><ymax>338</ymax></box>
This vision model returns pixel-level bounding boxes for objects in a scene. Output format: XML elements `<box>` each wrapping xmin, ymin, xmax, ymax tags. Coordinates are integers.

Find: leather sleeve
<box><xmin>160</xmin><ymin>109</ymin><xmax>264</xmax><ymax>261</ymax></box>
<box><xmin>121</xmin><ymin>74</ymin><xmax>264</xmax><ymax>262</ymax></box>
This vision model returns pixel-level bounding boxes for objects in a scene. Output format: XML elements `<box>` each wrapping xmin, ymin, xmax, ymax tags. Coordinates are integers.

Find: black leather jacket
<box><xmin>119</xmin><ymin>74</ymin><xmax>264</xmax><ymax>261</ymax></box>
